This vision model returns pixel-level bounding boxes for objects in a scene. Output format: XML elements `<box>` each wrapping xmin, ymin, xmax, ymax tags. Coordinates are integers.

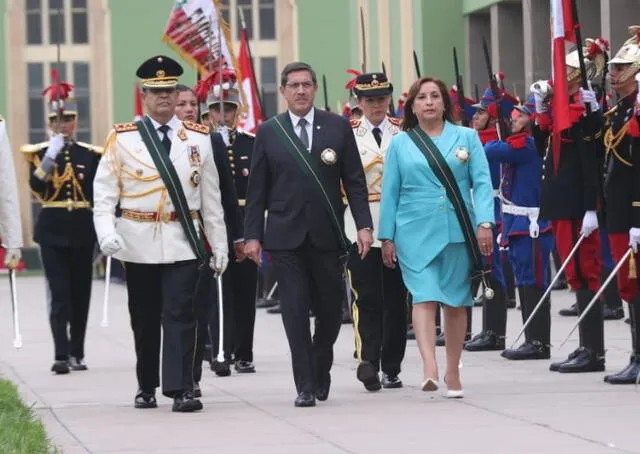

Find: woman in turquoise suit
<box><xmin>378</xmin><ymin>77</ymin><xmax>494</xmax><ymax>397</ymax></box>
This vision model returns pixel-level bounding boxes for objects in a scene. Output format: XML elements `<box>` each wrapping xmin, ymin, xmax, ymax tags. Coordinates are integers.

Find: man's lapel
<box><xmin>310</xmin><ymin>108</ymin><xmax>328</xmax><ymax>159</ymax></box>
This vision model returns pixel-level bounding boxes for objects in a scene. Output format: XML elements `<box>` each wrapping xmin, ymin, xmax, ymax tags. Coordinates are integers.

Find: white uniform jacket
<box><xmin>0</xmin><ymin>117</ymin><xmax>23</xmax><ymax>249</ymax></box>
<box><xmin>344</xmin><ymin>116</ymin><xmax>401</xmax><ymax>248</ymax></box>
<box><xmin>93</xmin><ymin>116</ymin><xmax>228</xmax><ymax>264</ymax></box>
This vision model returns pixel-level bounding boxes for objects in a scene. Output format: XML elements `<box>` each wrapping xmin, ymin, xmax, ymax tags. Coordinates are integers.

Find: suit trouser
<box><xmin>231</xmin><ymin>259</ymin><xmax>258</xmax><ymax>361</ymax></box>
<box><xmin>270</xmin><ymin>237</ymin><xmax>343</xmax><ymax>395</ymax></box>
<box><xmin>40</xmin><ymin>244</ymin><xmax>94</xmax><ymax>361</ymax></box>
<box><xmin>125</xmin><ymin>260</ymin><xmax>200</xmax><ymax>398</ymax></box>
<box><xmin>349</xmin><ymin>246</ymin><xmax>407</xmax><ymax>377</ymax></box>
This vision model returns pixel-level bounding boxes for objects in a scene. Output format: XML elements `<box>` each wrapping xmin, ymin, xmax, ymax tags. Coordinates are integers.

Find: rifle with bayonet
<box><xmin>482</xmin><ymin>37</ymin><xmax>508</xmax><ymax>139</ymax></box>
<box><xmin>453</xmin><ymin>47</ymin><xmax>468</xmax><ymax>126</ymax></box>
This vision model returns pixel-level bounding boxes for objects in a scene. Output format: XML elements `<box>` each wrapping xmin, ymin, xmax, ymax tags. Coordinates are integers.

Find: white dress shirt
<box><xmin>364</xmin><ymin>116</ymin><xmax>389</xmax><ymax>140</ymax></box>
<box><xmin>288</xmin><ymin>109</ymin><xmax>315</xmax><ymax>150</ymax></box>
<box><xmin>147</xmin><ymin>114</ymin><xmax>180</xmax><ymax>141</ymax></box>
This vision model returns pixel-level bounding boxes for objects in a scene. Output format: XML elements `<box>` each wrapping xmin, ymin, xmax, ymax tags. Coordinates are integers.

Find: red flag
<box><xmin>133</xmin><ymin>84</ymin><xmax>143</xmax><ymax>121</ymax></box>
<box><xmin>236</xmin><ymin>28</ymin><xmax>263</xmax><ymax>134</ymax></box>
<box><xmin>550</xmin><ymin>0</ymin><xmax>574</xmax><ymax>171</ymax></box>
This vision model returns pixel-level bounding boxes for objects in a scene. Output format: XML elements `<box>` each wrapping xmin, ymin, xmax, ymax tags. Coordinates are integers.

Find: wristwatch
<box><xmin>479</xmin><ymin>222</ymin><xmax>493</xmax><ymax>229</ymax></box>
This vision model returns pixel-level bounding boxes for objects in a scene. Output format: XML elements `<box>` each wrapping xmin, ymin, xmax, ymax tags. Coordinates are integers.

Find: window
<box><xmin>26</xmin><ymin>0</ymin><xmax>43</xmax><ymax>45</ymax></box>
<box><xmin>236</xmin><ymin>0</ymin><xmax>253</xmax><ymax>40</ymax></box>
<box><xmin>258</xmin><ymin>0</ymin><xmax>275</xmax><ymax>40</ymax></box>
<box><xmin>48</xmin><ymin>0</ymin><xmax>65</xmax><ymax>45</ymax></box>
<box><xmin>73</xmin><ymin>62</ymin><xmax>91</xmax><ymax>142</ymax></box>
<box><xmin>71</xmin><ymin>0</ymin><xmax>88</xmax><ymax>44</ymax></box>
<box><xmin>260</xmin><ymin>57</ymin><xmax>277</xmax><ymax>118</ymax></box>
<box><xmin>27</xmin><ymin>63</ymin><xmax>46</xmax><ymax>144</ymax></box>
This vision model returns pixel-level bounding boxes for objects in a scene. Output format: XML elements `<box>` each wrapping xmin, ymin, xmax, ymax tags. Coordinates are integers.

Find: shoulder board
<box><xmin>388</xmin><ymin>117</ymin><xmax>403</xmax><ymax>126</ymax></box>
<box><xmin>114</xmin><ymin>122</ymin><xmax>138</xmax><ymax>133</ymax></box>
<box><xmin>184</xmin><ymin>120</ymin><xmax>210</xmax><ymax>134</ymax></box>
<box><xmin>76</xmin><ymin>141</ymin><xmax>104</xmax><ymax>155</ymax></box>
<box><xmin>20</xmin><ymin>142</ymin><xmax>48</xmax><ymax>153</ymax></box>
<box><xmin>350</xmin><ymin>119</ymin><xmax>361</xmax><ymax>128</ymax></box>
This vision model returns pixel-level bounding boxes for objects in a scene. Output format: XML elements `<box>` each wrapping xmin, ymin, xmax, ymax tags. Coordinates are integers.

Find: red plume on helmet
<box><xmin>41</xmin><ymin>69</ymin><xmax>74</xmax><ymax>108</ymax></box>
<box><xmin>345</xmin><ymin>69</ymin><xmax>362</xmax><ymax>90</ymax></box>
<box><xmin>194</xmin><ymin>57</ymin><xmax>238</xmax><ymax>103</ymax></box>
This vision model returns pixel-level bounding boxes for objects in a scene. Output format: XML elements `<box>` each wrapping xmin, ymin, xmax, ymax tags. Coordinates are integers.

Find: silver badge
<box><xmin>321</xmin><ymin>148</ymin><xmax>338</xmax><ymax>165</ymax></box>
<box><xmin>455</xmin><ymin>146</ymin><xmax>470</xmax><ymax>163</ymax></box>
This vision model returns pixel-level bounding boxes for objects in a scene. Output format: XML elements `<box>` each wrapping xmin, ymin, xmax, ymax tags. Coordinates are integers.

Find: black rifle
<box><xmin>453</xmin><ymin>47</ymin><xmax>468</xmax><ymax>126</ymax></box>
<box><xmin>381</xmin><ymin>61</ymin><xmax>396</xmax><ymax>117</ymax></box>
<box><xmin>482</xmin><ymin>37</ymin><xmax>508</xmax><ymax>139</ymax></box>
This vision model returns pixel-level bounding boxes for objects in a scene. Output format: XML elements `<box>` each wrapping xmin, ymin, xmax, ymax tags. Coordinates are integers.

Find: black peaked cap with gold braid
<box><xmin>352</xmin><ymin>72</ymin><xmax>393</xmax><ymax>98</ymax></box>
<box><xmin>136</xmin><ymin>55</ymin><xmax>183</xmax><ymax>89</ymax></box>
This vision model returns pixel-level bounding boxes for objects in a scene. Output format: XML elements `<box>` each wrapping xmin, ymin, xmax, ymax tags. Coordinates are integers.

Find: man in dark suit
<box><xmin>244</xmin><ymin>61</ymin><xmax>373</xmax><ymax>407</ymax></box>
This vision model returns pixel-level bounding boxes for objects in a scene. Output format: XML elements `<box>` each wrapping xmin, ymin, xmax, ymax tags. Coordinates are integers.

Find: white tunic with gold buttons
<box><xmin>344</xmin><ymin>116</ymin><xmax>401</xmax><ymax>248</ymax></box>
<box><xmin>93</xmin><ymin>117</ymin><xmax>228</xmax><ymax>264</ymax></box>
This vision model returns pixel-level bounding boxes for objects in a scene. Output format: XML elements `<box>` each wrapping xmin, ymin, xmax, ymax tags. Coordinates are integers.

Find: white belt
<box><xmin>501</xmin><ymin>204</ymin><xmax>540</xmax><ymax>238</ymax></box>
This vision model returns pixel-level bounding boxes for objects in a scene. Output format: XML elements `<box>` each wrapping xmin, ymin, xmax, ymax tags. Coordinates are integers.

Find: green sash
<box><xmin>136</xmin><ymin>117</ymin><xmax>208</xmax><ymax>264</ymax></box>
<box><xmin>407</xmin><ymin>127</ymin><xmax>488</xmax><ymax>283</ymax></box>
<box><xmin>269</xmin><ymin>114</ymin><xmax>351</xmax><ymax>253</ymax></box>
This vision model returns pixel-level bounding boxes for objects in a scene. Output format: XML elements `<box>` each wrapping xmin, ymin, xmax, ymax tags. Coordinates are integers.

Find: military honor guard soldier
<box><xmin>21</xmin><ymin>92</ymin><xmax>102</xmax><ymax>375</ymax></box>
<box><xmin>345</xmin><ymin>72</ymin><xmax>408</xmax><ymax>391</ymax></box>
<box><xmin>92</xmin><ymin>55</ymin><xmax>228</xmax><ymax>412</ymax></box>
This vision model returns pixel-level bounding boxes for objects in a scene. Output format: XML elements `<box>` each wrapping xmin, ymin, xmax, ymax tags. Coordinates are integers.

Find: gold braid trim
<box><xmin>363</xmin><ymin>155</ymin><xmax>384</xmax><ymax>172</ymax></box>
<box><xmin>604</xmin><ymin>123</ymin><xmax>633</xmax><ymax>167</ymax></box>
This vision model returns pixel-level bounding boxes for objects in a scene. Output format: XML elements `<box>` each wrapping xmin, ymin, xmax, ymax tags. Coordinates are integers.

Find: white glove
<box><xmin>4</xmin><ymin>248</ymin><xmax>21</xmax><ymax>269</ymax></box>
<box><xmin>210</xmin><ymin>250</ymin><xmax>229</xmax><ymax>275</ymax></box>
<box><xmin>45</xmin><ymin>133</ymin><xmax>65</xmax><ymax>160</ymax></box>
<box><xmin>496</xmin><ymin>233</ymin><xmax>502</xmax><ymax>246</ymax></box>
<box><xmin>579</xmin><ymin>82</ymin><xmax>599</xmax><ymax>112</ymax></box>
<box><xmin>100</xmin><ymin>233</ymin><xmax>124</xmax><ymax>256</ymax></box>
<box><xmin>630</xmin><ymin>228</ymin><xmax>640</xmax><ymax>253</ymax></box>
<box><xmin>580</xmin><ymin>211</ymin><xmax>599</xmax><ymax>237</ymax></box>
<box><xmin>529</xmin><ymin>220</ymin><xmax>540</xmax><ymax>239</ymax></box>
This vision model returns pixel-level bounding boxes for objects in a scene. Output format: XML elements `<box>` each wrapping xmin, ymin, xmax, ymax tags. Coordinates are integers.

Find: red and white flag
<box><xmin>236</xmin><ymin>28</ymin><xmax>263</xmax><ymax>133</ymax></box>
<box><xmin>550</xmin><ymin>0</ymin><xmax>576</xmax><ymax>169</ymax></box>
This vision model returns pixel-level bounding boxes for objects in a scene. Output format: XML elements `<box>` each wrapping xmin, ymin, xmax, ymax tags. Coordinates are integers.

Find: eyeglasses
<box><xmin>285</xmin><ymin>82</ymin><xmax>315</xmax><ymax>90</ymax></box>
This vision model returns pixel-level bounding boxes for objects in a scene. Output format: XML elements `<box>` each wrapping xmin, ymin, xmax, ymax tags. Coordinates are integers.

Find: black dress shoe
<box><xmin>193</xmin><ymin>383</ymin><xmax>202</xmax><ymax>398</ymax></box>
<box><xmin>507</xmin><ymin>298</ymin><xmax>517</xmax><ymax>309</ymax></box>
<box><xmin>51</xmin><ymin>360</ymin><xmax>70</xmax><ymax>375</ymax></box>
<box><xmin>266</xmin><ymin>304</ymin><xmax>282</xmax><ymax>314</ymax></box>
<box><xmin>557</xmin><ymin>347</ymin><xmax>605</xmax><ymax>373</ymax></box>
<box><xmin>549</xmin><ymin>348</ymin><xmax>580</xmax><ymax>371</ymax></box>
<box><xmin>235</xmin><ymin>360</ymin><xmax>256</xmax><ymax>373</ymax></box>
<box><xmin>134</xmin><ymin>389</ymin><xmax>157</xmax><ymax>409</ymax></box>
<box><xmin>501</xmin><ymin>341</ymin><xmax>550</xmax><ymax>360</ymax></box>
<box><xmin>172</xmin><ymin>391</ymin><xmax>203</xmax><ymax>412</ymax></box>
<box><xmin>603</xmin><ymin>306</ymin><xmax>625</xmax><ymax>320</ymax></box>
<box><xmin>381</xmin><ymin>374</ymin><xmax>403</xmax><ymax>389</ymax></box>
<box><xmin>294</xmin><ymin>392</ymin><xmax>316</xmax><ymax>407</ymax></box>
<box><xmin>68</xmin><ymin>357</ymin><xmax>88</xmax><ymax>371</ymax></box>
<box><xmin>604</xmin><ymin>355</ymin><xmax>640</xmax><ymax>384</ymax></box>
<box><xmin>435</xmin><ymin>332</ymin><xmax>445</xmax><ymax>346</ymax></box>
<box><xmin>558</xmin><ymin>302</ymin><xmax>578</xmax><ymax>316</ymax></box>
<box><xmin>625</xmin><ymin>318</ymin><xmax>632</xmax><ymax>325</ymax></box>
<box><xmin>256</xmin><ymin>297</ymin><xmax>278</xmax><ymax>309</ymax></box>
<box><xmin>464</xmin><ymin>331</ymin><xmax>505</xmax><ymax>351</ymax></box>
<box><xmin>356</xmin><ymin>361</ymin><xmax>381</xmax><ymax>391</ymax></box>
<box><xmin>315</xmin><ymin>374</ymin><xmax>331</xmax><ymax>401</ymax></box>
<box><xmin>211</xmin><ymin>359</ymin><xmax>231</xmax><ymax>377</ymax></box>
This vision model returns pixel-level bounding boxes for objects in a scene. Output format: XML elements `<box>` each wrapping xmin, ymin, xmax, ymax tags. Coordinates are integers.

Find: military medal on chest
<box><xmin>321</xmin><ymin>148</ymin><xmax>337</xmax><ymax>165</ymax></box>
<box><xmin>188</xmin><ymin>145</ymin><xmax>201</xmax><ymax>166</ymax></box>
<box><xmin>190</xmin><ymin>170</ymin><xmax>201</xmax><ymax>187</ymax></box>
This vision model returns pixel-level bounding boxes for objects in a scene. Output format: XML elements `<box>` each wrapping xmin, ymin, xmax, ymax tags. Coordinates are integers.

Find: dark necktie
<box><xmin>372</xmin><ymin>127</ymin><xmax>382</xmax><ymax>147</ymax></box>
<box><xmin>158</xmin><ymin>124</ymin><xmax>171</xmax><ymax>154</ymax></box>
<box><xmin>298</xmin><ymin>118</ymin><xmax>310</xmax><ymax>150</ymax></box>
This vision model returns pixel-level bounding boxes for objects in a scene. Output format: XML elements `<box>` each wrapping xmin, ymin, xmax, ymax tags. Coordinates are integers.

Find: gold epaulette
<box><xmin>604</xmin><ymin>105</ymin><xmax>618</xmax><ymax>118</ymax></box>
<box><xmin>350</xmin><ymin>118</ymin><xmax>361</xmax><ymax>129</ymax></box>
<box><xmin>77</xmin><ymin>141</ymin><xmax>104</xmax><ymax>155</ymax></box>
<box><xmin>388</xmin><ymin>117</ymin><xmax>403</xmax><ymax>127</ymax></box>
<box><xmin>114</xmin><ymin>122</ymin><xmax>138</xmax><ymax>133</ymax></box>
<box><xmin>20</xmin><ymin>142</ymin><xmax>48</xmax><ymax>153</ymax></box>
<box><xmin>184</xmin><ymin>120</ymin><xmax>209</xmax><ymax>134</ymax></box>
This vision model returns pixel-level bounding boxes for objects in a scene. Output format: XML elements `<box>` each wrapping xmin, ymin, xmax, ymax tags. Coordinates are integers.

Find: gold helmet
<box><xmin>609</xmin><ymin>25</ymin><xmax>640</xmax><ymax>84</ymax></box>
<box><xmin>565</xmin><ymin>37</ymin><xmax>609</xmax><ymax>84</ymax></box>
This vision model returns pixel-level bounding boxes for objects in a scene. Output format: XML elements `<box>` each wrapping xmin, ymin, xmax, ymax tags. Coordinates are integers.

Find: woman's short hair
<box><xmin>402</xmin><ymin>77</ymin><xmax>454</xmax><ymax>131</ymax></box>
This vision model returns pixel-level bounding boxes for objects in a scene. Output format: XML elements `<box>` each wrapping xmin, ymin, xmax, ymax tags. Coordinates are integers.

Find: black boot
<box><xmin>558</xmin><ymin>302</ymin><xmax>578</xmax><ymax>316</ymax></box>
<box><xmin>557</xmin><ymin>288</ymin><xmax>605</xmax><ymax>373</ymax></box>
<box><xmin>600</xmin><ymin>268</ymin><xmax>625</xmax><ymax>320</ymax></box>
<box><xmin>502</xmin><ymin>253</ymin><xmax>517</xmax><ymax>309</ymax></box>
<box><xmin>502</xmin><ymin>286</ymin><xmax>550</xmax><ymax>360</ymax></box>
<box><xmin>605</xmin><ymin>296</ymin><xmax>640</xmax><ymax>384</ymax></box>
<box><xmin>464</xmin><ymin>279</ymin><xmax>506</xmax><ymax>352</ymax></box>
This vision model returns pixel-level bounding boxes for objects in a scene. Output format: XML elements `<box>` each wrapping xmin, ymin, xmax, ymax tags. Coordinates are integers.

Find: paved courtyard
<box><xmin>1</xmin><ymin>275</ymin><xmax>639</xmax><ymax>454</ymax></box>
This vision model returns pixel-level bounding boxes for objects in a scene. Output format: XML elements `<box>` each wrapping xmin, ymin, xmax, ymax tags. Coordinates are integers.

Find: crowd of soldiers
<box><xmin>0</xmin><ymin>24</ymin><xmax>638</xmax><ymax>412</ymax></box>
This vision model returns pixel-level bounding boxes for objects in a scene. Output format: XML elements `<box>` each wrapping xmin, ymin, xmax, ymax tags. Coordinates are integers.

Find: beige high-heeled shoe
<box><xmin>421</xmin><ymin>378</ymin><xmax>439</xmax><ymax>391</ymax></box>
<box><xmin>443</xmin><ymin>375</ymin><xmax>464</xmax><ymax>398</ymax></box>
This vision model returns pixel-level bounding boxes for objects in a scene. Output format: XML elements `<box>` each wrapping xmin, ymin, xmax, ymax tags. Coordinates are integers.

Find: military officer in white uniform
<box><xmin>345</xmin><ymin>73</ymin><xmax>408</xmax><ymax>392</ymax></box>
<box><xmin>0</xmin><ymin>116</ymin><xmax>23</xmax><ymax>269</ymax></box>
<box><xmin>93</xmin><ymin>55</ymin><xmax>228</xmax><ymax>413</ymax></box>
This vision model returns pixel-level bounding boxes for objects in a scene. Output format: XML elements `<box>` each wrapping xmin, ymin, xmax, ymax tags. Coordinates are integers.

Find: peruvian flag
<box><xmin>236</xmin><ymin>28</ymin><xmax>263</xmax><ymax>134</ymax></box>
<box><xmin>133</xmin><ymin>84</ymin><xmax>143</xmax><ymax>121</ymax></box>
<box><xmin>550</xmin><ymin>0</ymin><xmax>576</xmax><ymax>170</ymax></box>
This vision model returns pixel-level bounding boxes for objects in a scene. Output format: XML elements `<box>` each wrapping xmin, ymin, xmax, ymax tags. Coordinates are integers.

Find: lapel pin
<box><xmin>316</xmin><ymin>125</ymin><xmax>321</xmax><ymax>130</ymax></box>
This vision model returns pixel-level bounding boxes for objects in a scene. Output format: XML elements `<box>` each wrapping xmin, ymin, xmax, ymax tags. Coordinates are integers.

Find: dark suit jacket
<box><xmin>244</xmin><ymin>108</ymin><xmax>372</xmax><ymax>251</ymax></box>
<box><xmin>210</xmin><ymin>132</ymin><xmax>243</xmax><ymax>245</ymax></box>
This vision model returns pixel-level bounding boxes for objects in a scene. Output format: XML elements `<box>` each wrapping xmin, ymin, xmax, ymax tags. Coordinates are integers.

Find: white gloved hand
<box><xmin>629</xmin><ymin>227</ymin><xmax>640</xmax><ymax>253</ymax></box>
<box><xmin>45</xmin><ymin>133</ymin><xmax>65</xmax><ymax>160</ymax></box>
<box><xmin>210</xmin><ymin>250</ymin><xmax>229</xmax><ymax>275</ymax></box>
<box><xmin>529</xmin><ymin>221</ymin><xmax>540</xmax><ymax>239</ymax></box>
<box><xmin>530</xmin><ymin>80</ymin><xmax>549</xmax><ymax>114</ymax></box>
<box><xmin>100</xmin><ymin>233</ymin><xmax>124</xmax><ymax>256</ymax></box>
<box><xmin>580</xmin><ymin>211</ymin><xmax>599</xmax><ymax>237</ymax></box>
<box><xmin>579</xmin><ymin>82</ymin><xmax>599</xmax><ymax>112</ymax></box>
<box><xmin>496</xmin><ymin>233</ymin><xmax>502</xmax><ymax>246</ymax></box>
<box><xmin>4</xmin><ymin>248</ymin><xmax>21</xmax><ymax>269</ymax></box>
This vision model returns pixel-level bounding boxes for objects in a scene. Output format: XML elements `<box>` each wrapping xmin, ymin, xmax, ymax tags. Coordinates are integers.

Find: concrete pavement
<box><xmin>1</xmin><ymin>275</ymin><xmax>639</xmax><ymax>454</ymax></box>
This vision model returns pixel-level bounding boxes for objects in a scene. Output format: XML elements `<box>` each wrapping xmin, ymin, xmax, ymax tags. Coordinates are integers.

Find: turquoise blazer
<box><xmin>378</xmin><ymin>121</ymin><xmax>494</xmax><ymax>272</ymax></box>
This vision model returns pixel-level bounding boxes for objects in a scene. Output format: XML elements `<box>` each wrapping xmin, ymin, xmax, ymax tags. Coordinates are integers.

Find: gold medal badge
<box><xmin>190</xmin><ymin>170</ymin><xmax>201</xmax><ymax>187</ymax></box>
<box><xmin>455</xmin><ymin>146</ymin><xmax>470</xmax><ymax>163</ymax></box>
<box><xmin>320</xmin><ymin>148</ymin><xmax>337</xmax><ymax>165</ymax></box>
<box><xmin>177</xmin><ymin>128</ymin><xmax>188</xmax><ymax>141</ymax></box>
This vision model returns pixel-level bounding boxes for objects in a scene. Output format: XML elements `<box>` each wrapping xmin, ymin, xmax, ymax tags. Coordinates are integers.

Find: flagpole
<box><xmin>570</xmin><ymin>0</ymin><xmax>591</xmax><ymax>114</ymax></box>
<box><xmin>238</xmin><ymin>7</ymin><xmax>266</xmax><ymax>119</ymax></box>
